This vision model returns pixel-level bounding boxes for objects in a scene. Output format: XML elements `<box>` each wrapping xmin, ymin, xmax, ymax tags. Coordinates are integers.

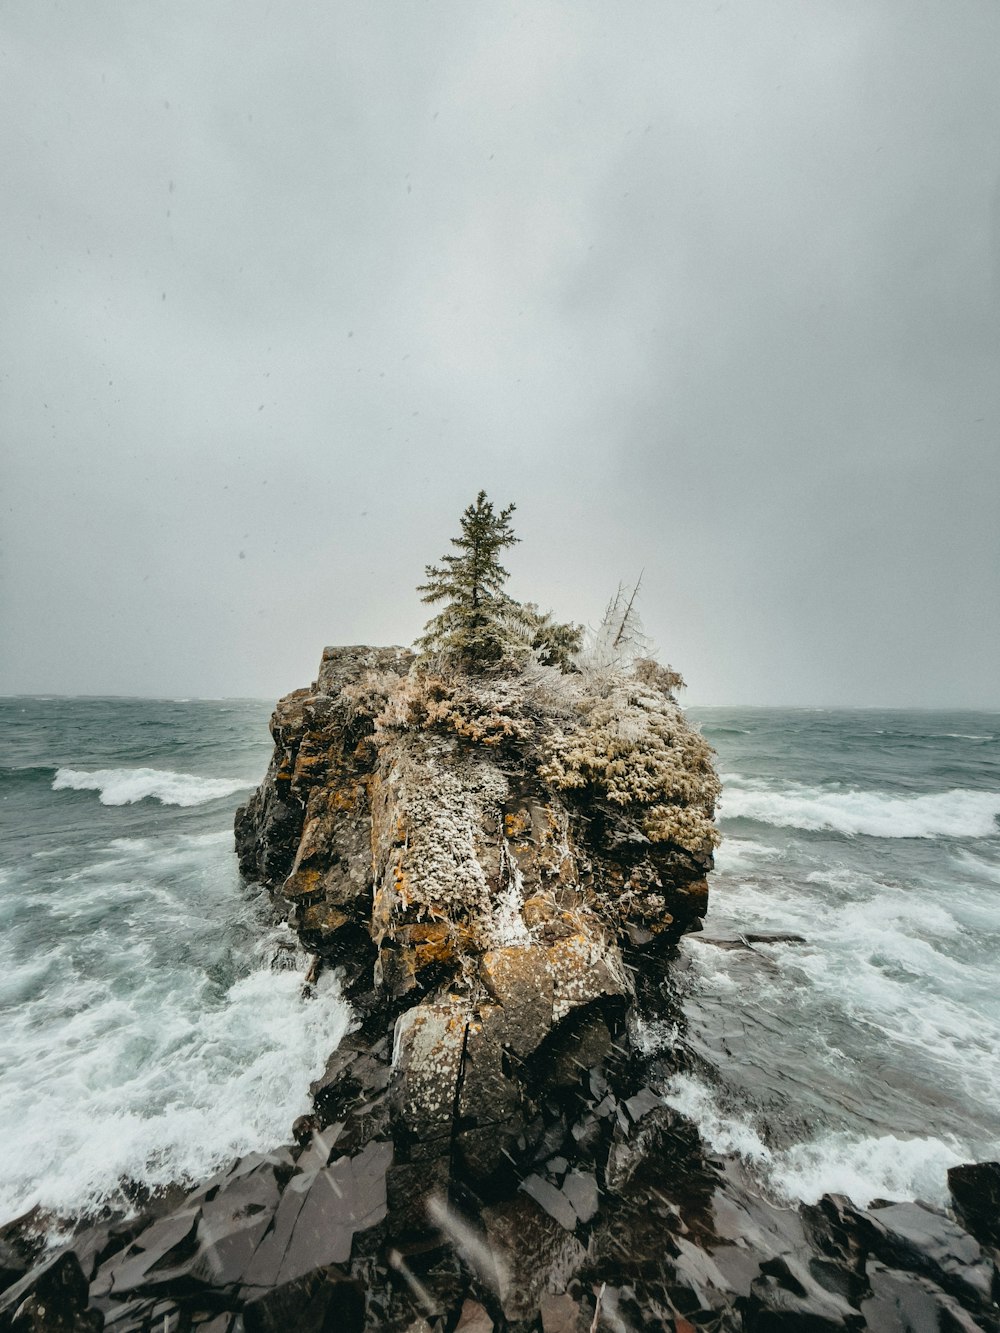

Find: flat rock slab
<box><xmin>454</xmin><ymin>1297</ymin><xmax>495</xmax><ymax>1331</ymax></box>
<box><xmin>99</xmin><ymin>1210</ymin><xmax>201</xmax><ymax>1296</ymax></box>
<box><xmin>861</xmin><ymin>1200</ymin><xmax>995</xmax><ymax>1309</ymax></box>
<box><xmin>862</xmin><ymin>1261</ymin><xmax>987</xmax><ymax>1333</ymax></box>
<box><xmin>255</xmin><ymin>1139</ymin><xmax>392</xmax><ymax>1289</ymax></box>
<box><xmin>480</xmin><ymin>947</ymin><xmax>554</xmax><ymax>1055</ymax></box>
<box><xmin>391</xmin><ymin>1000</ymin><xmax>468</xmax><ymax>1138</ymax></box>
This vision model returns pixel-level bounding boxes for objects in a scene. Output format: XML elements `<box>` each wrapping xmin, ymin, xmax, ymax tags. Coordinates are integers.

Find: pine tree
<box><xmin>417</xmin><ymin>491</ymin><xmax>528</xmax><ymax>670</ymax></box>
<box><xmin>522</xmin><ymin>603</ymin><xmax>584</xmax><ymax>672</ymax></box>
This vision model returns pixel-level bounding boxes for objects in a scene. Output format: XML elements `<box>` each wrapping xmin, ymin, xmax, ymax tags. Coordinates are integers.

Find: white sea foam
<box><xmin>713</xmin><ymin>836</ymin><xmax>777</xmax><ymax>874</ymax></box>
<box><xmin>53</xmin><ymin>766</ymin><xmax>252</xmax><ymax>807</ymax></box>
<box><xmin>0</xmin><ymin>942</ymin><xmax>352</xmax><ymax>1224</ymax></box>
<box><xmin>720</xmin><ymin>781</ymin><xmax>1000</xmax><ymax>839</ymax></box>
<box><xmin>0</xmin><ymin>816</ymin><xmax>353</xmax><ymax>1227</ymax></box>
<box><xmin>661</xmin><ymin>1074</ymin><xmax>772</xmax><ymax>1163</ymax></box>
<box><xmin>691</xmin><ymin>851</ymin><xmax>1000</xmax><ymax>1138</ymax></box>
<box><xmin>953</xmin><ymin>847</ymin><xmax>1000</xmax><ymax>885</ymax></box>
<box><xmin>661</xmin><ymin>1074</ymin><xmax>971</xmax><ymax>1208</ymax></box>
<box><xmin>770</xmin><ymin>1132</ymin><xmax>968</xmax><ymax>1208</ymax></box>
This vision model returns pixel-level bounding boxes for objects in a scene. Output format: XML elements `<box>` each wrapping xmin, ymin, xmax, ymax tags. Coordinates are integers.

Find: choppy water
<box><xmin>672</xmin><ymin>708</ymin><xmax>1000</xmax><ymax>1209</ymax></box>
<box><xmin>0</xmin><ymin>698</ymin><xmax>351</xmax><ymax>1227</ymax></box>
<box><xmin>1</xmin><ymin>699</ymin><xmax>997</xmax><ymax>1227</ymax></box>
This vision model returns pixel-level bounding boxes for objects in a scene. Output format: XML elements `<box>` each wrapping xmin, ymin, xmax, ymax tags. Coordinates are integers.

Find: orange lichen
<box><xmin>299</xmin><ymin>904</ymin><xmax>349</xmax><ymax>935</ymax></box>
<box><xmin>504</xmin><ymin>810</ymin><xmax>531</xmax><ymax>839</ymax></box>
<box><xmin>281</xmin><ymin>867</ymin><xmax>323</xmax><ymax>900</ymax></box>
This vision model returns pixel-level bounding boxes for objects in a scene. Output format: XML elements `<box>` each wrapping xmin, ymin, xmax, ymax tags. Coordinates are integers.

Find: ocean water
<box><xmin>1</xmin><ymin>701</ymin><xmax>997</xmax><ymax>1229</ymax></box>
<box><xmin>0</xmin><ymin>698</ymin><xmax>352</xmax><ymax>1228</ymax></box>
<box><xmin>672</xmin><ymin>708</ymin><xmax>1000</xmax><ymax>1209</ymax></box>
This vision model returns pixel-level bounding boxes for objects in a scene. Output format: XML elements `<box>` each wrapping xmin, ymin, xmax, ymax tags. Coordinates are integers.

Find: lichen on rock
<box><xmin>237</xmin><ymin>642</ymin><xmax>720</xmax><ymax>1004</ymax></box>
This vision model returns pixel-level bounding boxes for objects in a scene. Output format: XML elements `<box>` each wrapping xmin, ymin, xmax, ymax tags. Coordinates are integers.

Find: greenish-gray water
<box><xmin>0</xmin><ymin>699</ymin><xmax>997</xmax><ymax>1225</ymax></box>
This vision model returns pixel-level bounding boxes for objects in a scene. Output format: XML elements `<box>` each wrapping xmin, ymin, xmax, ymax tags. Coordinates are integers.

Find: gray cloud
<box><xmin>2</xmin><ymin>0</ymin><xmax>998</xmax><ymax>704</ymax></box>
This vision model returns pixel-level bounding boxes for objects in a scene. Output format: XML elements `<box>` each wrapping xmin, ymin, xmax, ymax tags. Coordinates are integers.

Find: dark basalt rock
<box><xmin>0</xmin><ymin>1250</ymin><xmax>101</xmax><ymax>1332</ymax></box>
<box><xmin>949</xmin><ymin>1161</ymin><xmax>1000</xmax><ymax>1250</ymax></box>
<box><xmin>856</xmin><ymin>1200</ymin><xmax>995</xmax><ymax>1310</ymax></box>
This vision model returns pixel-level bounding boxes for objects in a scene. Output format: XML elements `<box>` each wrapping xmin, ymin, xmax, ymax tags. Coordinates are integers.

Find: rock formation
<box><xmin>2</xmin><ymin>647</ymin><xmax>998</xmax><ymax>1333</ymax></box>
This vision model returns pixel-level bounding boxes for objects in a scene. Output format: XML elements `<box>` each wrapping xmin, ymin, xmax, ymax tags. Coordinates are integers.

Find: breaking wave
<box><xmin>660</xmin><ymin>1074</ymin><xmax>969</xmax><ymax>1208</ymax></box>
<box><xmin>720</xmin><ymin>779</ymin><xmax>1000</xmax><ymax>839</ymax></box>
<box><xmin>0</xmin><ymin>945</ymin><xmax>353</xmax><ymax>1222</ymax></box>
<box><xmin>53</xmin><ymin>767</ymin><xmax>252</xmax><ymax>807</ymax></box>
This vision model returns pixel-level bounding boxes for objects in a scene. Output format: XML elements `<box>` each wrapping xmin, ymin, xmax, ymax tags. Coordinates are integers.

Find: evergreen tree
<box><xmin>417</xmin><ymin>491</ymin><xmax>528</xmax><ymax>669</ymax></box>
<box><xmin>523</xmin><ymin>603</ymin><xmax>584</xmax><ymax>672</ymax></box>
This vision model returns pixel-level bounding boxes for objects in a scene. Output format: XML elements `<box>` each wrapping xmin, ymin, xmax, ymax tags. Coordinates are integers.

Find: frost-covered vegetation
<box><xmin>338</xmin><ymin>497</ymin><xmax>719</xmax><ymax>858</ymax></box>
<box><xmin>538</xmin><ymin>660</ymin><xmax>720</xmax><ymax>855</ymax></box>
<box><xmin>343</xmin><ymin>655</ymin><xmax>718</xmax><ymax>857</ymax></box>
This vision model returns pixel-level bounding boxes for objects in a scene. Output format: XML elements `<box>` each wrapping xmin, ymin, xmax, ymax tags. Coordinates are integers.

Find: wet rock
<box><xmin>386</xmin><ymin>1155</ymin><xmax>452</xmax><ymax>1239</ymax></box>
<box><xmin>390</xmin><ymin>1001</ymin><xmax>468</xmax><ymax>1148</ymax></box>
<box><xmin>194</xmin><ymin>1316</ymin><xmax>237</xmax><ymax>1333</ymax></box>
<box><xmin>295</xmin><ymin>1123</ymin><xmax>343</xmax><ymax>1174</ymax></box>
<box><xmin>453</xmin><ymin>1298</ymin><xmax>494</xmax><ymax>1332</ymax></box>
<box><xmin>241</xmin><ymin>1266</ymin><xmax>364</xmax><ymax>1333</ymax></box>
<box><xmin>857</xmin><ymin>1200</ymin><xmax>995</xmax><ymax>1310</ymax></box>
<box><xmin>520</xmin><ymin>1175</ymin><xmax>578</xmax><ymax>1232</ymax></box>
<box><xmin>530</xmin><ymin>1002</ymin><xmax>616</xmax><ymax>1096</ymax></box>
<box><xmin>455</xmin><ymin>1010</ymin><xmax>518</xmax><ymax>1123</ymax></box>
<box><xmin>538</xmin><ymin>1291</ymin><xmax>586</xmax><ymax>1332</ymax></box>
<box><xmin>744</xmin><ymin>1253</ymin><xmax>861</xmax><ymax>1330</ymax></box>
<box><xmin>801</xmin><ymin>1195</ymin><xmax>870</xmax><ymax>1286</ymax></box>
<box><xmin>623</xmin><ymin>1086</ymin><xmax>662</xmax><ymax>1125</ymax></box>
<box><xmin>742</xmin><ymin>932</ymin><xmax>808</xmax><ymax>946</ymax></box>
<box><xmin>948</xmin><ymin>1160</ymin><xmax>1000</xmax><ymax>1249</ymax></box>
<box><xmin>0</xmin><ymin>1250</ymin><xmax>101</xmax><ymax>1332</ymax></box>
<box><xmin>0</xmin><ymin>1212</ymin><xmax>45</xmax><ymax>1298</ymax></box>
<box><xmin>99</xmin><ymin>1296</ymin><xmax>156</xmax><ymax>1331</ymax></box>
<box><xmin>310</xmin><ymin>1035</ymin><xmax>393</xmax><ymax>1129</ymax></box>
<box><xmin>481</xmin><ymin>1196</ymin><xmax>587</xmax><ymax>1324</ymax></box>
<box><xmin>479</xmin><ymin>947</ymin><xmax>554</xmax><ymax>1056</ymax></box>
<box><xmin>546</xmin><ymin>932</ymin><xmax>628</xmax><ymax>1022</ymax></box>
<box><xmin>861</xmin><ymin>1262</ymin><xmax>987</xmax><ymax>1333</ymax></box>
<box><xmin>96</xmin><ymin>1209</ymin><xmax>201</xmax><ymax>1297</ymax></box>
<box><xmin>560</xmin><ymin>1171</ymin><xmax>599</xmax><ymax>1225</ymax></box>
<box><xmin>147</xmin><ymin>1301</ymin><xmax>183</xmax><ymax>1332</ymax></box>
<box><xmin>0</xmin><ymin>1246</ymin><xmax>28</xmax><ymax>1300</ymax></box>
<box><xmin>248</xmin><ymin>1140</ymin><xmax>391</xmax><ymax>1290</ymax></box>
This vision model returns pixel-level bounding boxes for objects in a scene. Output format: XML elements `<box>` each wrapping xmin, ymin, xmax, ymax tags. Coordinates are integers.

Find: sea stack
<box><xmin>5</xmin><ymin>662</ymin><xmax>999</xmax><ymax>1330</ymax></box>
<box><xmin>230</xmin><ymin>641</ymin><xmax>721</xmax><ymax>1324</ymax></box>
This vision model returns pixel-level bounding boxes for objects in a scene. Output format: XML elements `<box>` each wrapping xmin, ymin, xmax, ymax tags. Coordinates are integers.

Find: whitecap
<box><xmin>660</xmin><ymin>1074</ymin><xmax>976</xmax><ymax>1208</ymax></box>
<box><xmin>52</xmin><ymin>767</ymin><xmax>252</xmax><ymax>808</ymax></box>
<box><xmin>719</xmin><ymin>782</ymin><xmax>1000</xmax><ymax>839</ymax></box>
<box><xmin>770</xmin><ymin>1131</ymin><xmax>970</xmax><ymax>1208</ymax></box>
<box><xmin>713</xmin><ymin>836</ymin><xmax>780</xmax><ymax>874</ymax></box>
<box><xmin>660</xmin><ymin>1073</ymin><xmax>772</xmax><ymax>1163</ymax></box>
<box><xmin>0</xmin><ymin>954</ymin><xmax>353</xmax><ymax>1224</ymax></box>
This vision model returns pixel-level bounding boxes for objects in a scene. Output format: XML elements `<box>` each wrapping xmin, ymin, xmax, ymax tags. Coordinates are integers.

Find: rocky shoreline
<box><xmin>2</xmin><ymin>647</ymin><xmax>998</xmax><ymax>1332</ymax></box>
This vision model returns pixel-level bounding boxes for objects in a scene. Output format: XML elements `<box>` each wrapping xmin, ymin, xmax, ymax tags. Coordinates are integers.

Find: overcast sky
<box><xmin>2</xmin><ymin>0</ymin><xmax>998</xmax><ymax>705</ymax></box>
